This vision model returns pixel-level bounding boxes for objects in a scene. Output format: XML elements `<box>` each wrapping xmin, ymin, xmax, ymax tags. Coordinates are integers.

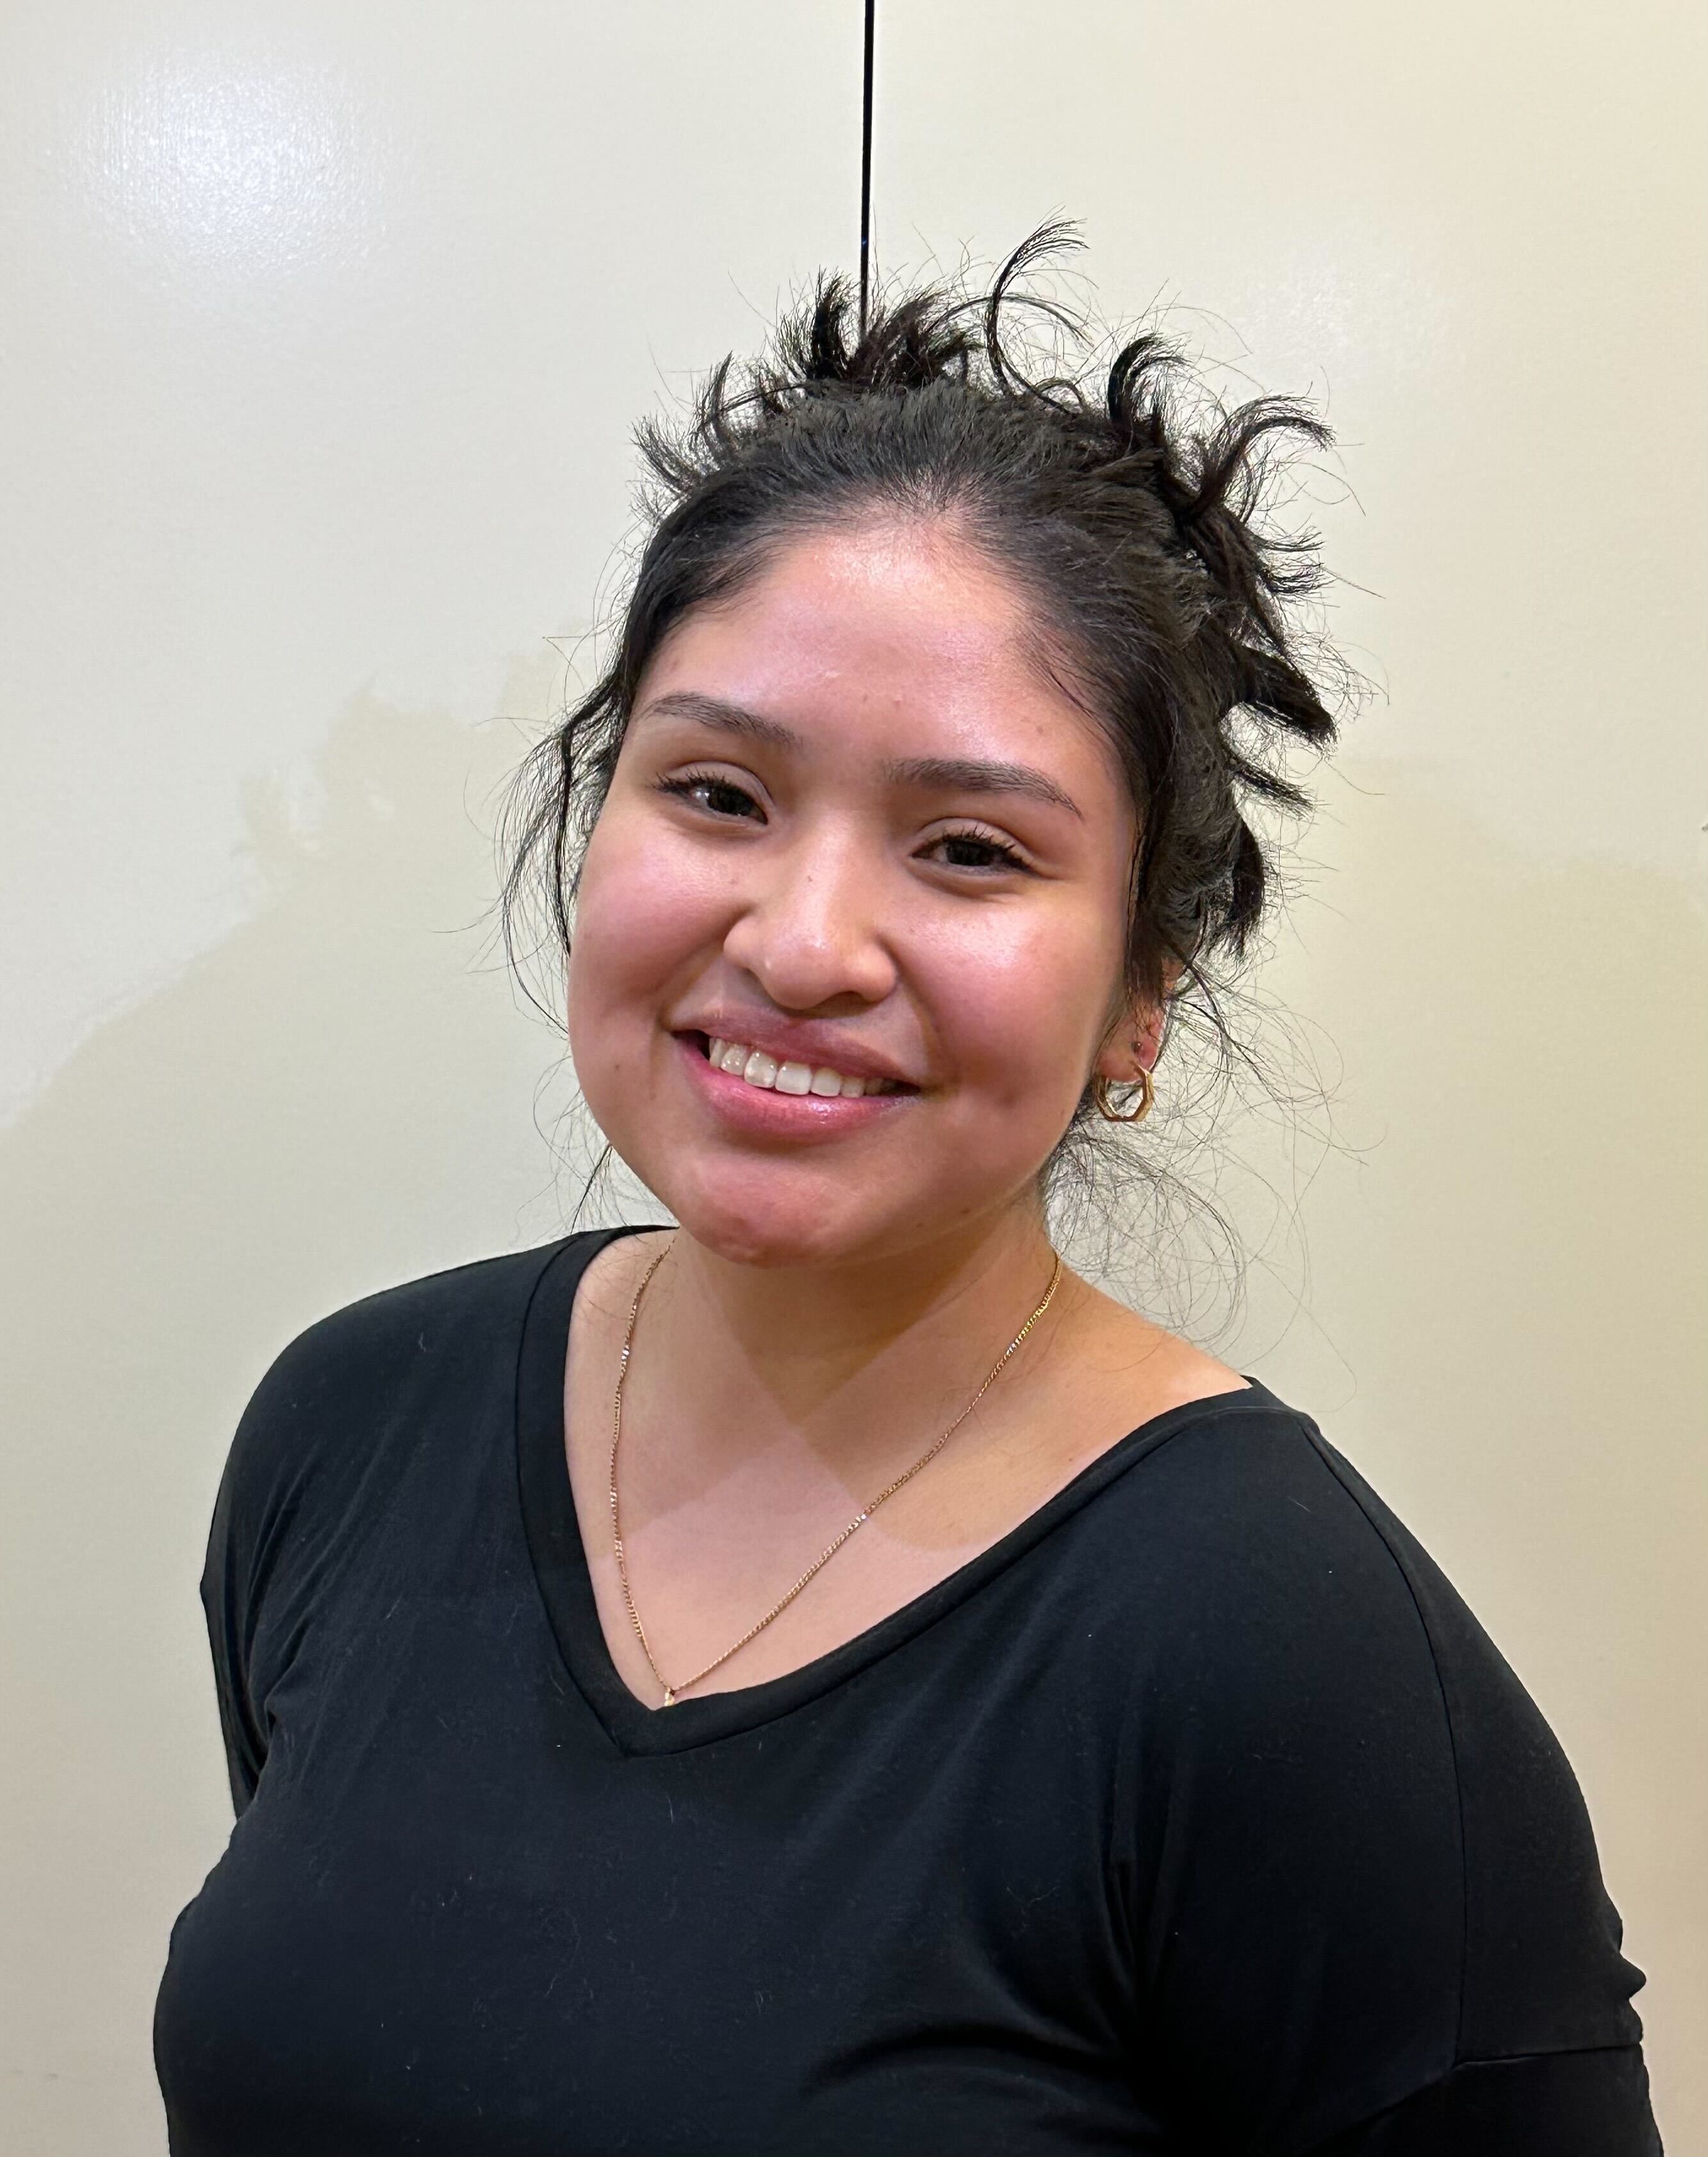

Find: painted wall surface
<box><xmin>2</xmin><ymin>2</ymin><xmax>1703</xmax><ymax>2148</ymax></box>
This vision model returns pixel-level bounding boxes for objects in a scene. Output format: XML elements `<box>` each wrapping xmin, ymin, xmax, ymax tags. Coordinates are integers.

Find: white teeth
<box><xmin>700</xmin><ymin>1035</ymin><xmax>896</xmax><ymax>1099</ymax></box>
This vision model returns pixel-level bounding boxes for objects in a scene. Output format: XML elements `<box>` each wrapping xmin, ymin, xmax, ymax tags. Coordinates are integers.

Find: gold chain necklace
<box><xmin>609</xmin><ymin>1234</ymin><xmax>1065</xmax><ymax>1706</ymax></box>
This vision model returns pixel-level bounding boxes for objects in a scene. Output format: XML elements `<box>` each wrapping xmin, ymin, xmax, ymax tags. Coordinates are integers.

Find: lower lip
<box><xmin>673</xmin><ymin>1033</ymin><xmax>918</xmax><ymax>1141</ymax></box>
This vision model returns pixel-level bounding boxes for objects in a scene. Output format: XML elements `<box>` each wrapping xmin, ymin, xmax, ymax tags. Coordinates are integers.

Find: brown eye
<box><xmin>926</xmin><ymin>828</ymin><xmax>1031</xmax><ymax>874</ymax></box>
<box><xmin>655</xmin><ymin>771</ymin><xmax>762</xmax><ymax>821</ymax></box>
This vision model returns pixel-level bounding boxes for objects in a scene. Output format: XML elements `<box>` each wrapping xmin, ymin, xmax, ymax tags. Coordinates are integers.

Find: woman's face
<box><xmin>566</xmin><ymin>519</ymin><xmax>1144</xmax><ymax>1269</ymax></box>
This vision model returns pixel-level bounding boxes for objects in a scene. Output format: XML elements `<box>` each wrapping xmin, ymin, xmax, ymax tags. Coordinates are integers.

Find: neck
<box><xmin>625</xmin><ymin>1207</ymin><xmax>1081</xmax><ymax>1484</ymax></box>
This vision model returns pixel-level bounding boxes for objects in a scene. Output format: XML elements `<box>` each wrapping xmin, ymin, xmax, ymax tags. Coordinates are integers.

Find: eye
<box><xmin>924</xmin><ymin>825</ymin><xmax>1033</xmax><ymax>875</ymax></box>
<box><xmin>653</xmin><ymin>768</ymin><xmax>764</xmax><ymax>822</ymax></box>
<box><xmin>653</xmin><ymin>772</ymin><xmax>1031</xmax><ymax>877</ymax></box>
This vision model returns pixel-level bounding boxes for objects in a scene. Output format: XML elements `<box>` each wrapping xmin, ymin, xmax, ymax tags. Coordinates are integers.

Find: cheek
<box><xmin>916</xmin><ymin>905</ymin><xmax>1113</xmax><ymax>1109</ymax></box>
<box><xmin>566</xmin><ymin>816</ymin><xmax>725</xmax><ymax>1148</ymax></box>
<box><xmin>566</xmin><ymin>808</ymin><xmax>723</xmax><ymax>1027</ymax></box>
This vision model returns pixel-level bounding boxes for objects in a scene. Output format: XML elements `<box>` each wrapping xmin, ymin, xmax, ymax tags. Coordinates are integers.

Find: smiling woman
<box><xmin>564</xmin><ymin>511</ymin><xmax>1169</xmax><ymax>1253</ymax></box>
<box><xmin>152</xmin><ymin>231</ymin><xmax>1663</xmax><ymax>2154</ymax></box>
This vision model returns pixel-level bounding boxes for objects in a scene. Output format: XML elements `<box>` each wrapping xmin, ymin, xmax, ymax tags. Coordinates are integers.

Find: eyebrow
<box><xmin>635</xmin><ymin>690</ymin><xmax>1085</xmax><ymax>821</ymax></box>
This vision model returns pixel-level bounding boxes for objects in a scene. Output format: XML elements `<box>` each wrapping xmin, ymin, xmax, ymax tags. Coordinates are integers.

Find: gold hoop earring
<box><xmin>1092</xmin><ymin>1068</ymin><xmax>1154</xmax><ymax>1123</ymax></box>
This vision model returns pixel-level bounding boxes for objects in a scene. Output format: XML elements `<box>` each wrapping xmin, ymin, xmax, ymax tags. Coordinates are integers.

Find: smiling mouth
<box><xmin>682</xmin><ymin>1031</ymin><xmax>917</xmax><ymax>1100</ymax></box>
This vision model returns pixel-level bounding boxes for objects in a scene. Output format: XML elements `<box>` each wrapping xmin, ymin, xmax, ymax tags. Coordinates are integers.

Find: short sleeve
<box><xmin>197</xmin><ymin>1338</ymin><xmax>312</xmax><ymax>1817</ymax></box>
<box><xmin>195</xmin><ymin>1310</ymin><xmax>356</xmax><ymax>1819</ymax></box>
<box><xmin>1109</xmin><ymin>1405</ymin><xmax>1660</xmax><ymax>2155</ymax></box>
<box><xmin>1309</xmin><ymin>2044</ymin><xmax>1661</xmax><ymax>2152</ymax></box>
<box><xmin>190</xmin><ymin>1244</ymin><xmax>557</xmax><ymax>1824</ymax></box>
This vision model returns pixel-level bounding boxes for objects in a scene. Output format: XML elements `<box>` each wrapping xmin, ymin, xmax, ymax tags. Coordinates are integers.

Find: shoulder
<box><xmin>1087</xmin><ymin>1381</ymin><xmax>1543</xmax><ymax>1731</ymax></box>
<box><xmin>236</xmin><ymin>1236</ymin><xmax>577</xmax><ymax>1433</ymax></box>
<box><xmin>1097</xmin><ymin>1384</ymin><xmax>1646</xmax><ymax>2134</ymax></box>
<box><xmin>1103</xmin><ymin>1385</ymin><xmax>1620</xmax><ymax>1912</ymax></box>
<box><xmin>1099</xmin><ymin>1386</ymin><xmax>1468</xmax><ymax>1886</ymax></box>
<box><xmin>204</xmin><ymin>1232</ymin><xmax>611</xmax><ymax>1562</ymax></box>
<box><xmin>1289</xmin><ymin>1419</ymin><xmax>1649</xmax><ymax>2061</ymax></box>
<box><xmin>1085</xmin><ymin>1382</ymin><xmax>1445</xmax><ymax>1678</ymax></box>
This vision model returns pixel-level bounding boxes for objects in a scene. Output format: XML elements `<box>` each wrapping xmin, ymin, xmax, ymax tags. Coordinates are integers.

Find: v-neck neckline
<box><xmin>514</xmin><ymin>1224</ymin><xmax>1277</xmax><ymax>1759</ymax></box>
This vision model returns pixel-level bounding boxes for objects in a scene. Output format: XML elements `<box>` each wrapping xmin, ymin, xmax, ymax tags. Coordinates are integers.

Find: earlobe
<box><xmin>1096</xmin><ymin>1004</ymin><xmax>1165</xmax><ymax>1088</ymax></box>
<box><xmin>1090</xmin><ymin>1014</ymin><xmax>1162</xmax><ymax>1123</ymax></box>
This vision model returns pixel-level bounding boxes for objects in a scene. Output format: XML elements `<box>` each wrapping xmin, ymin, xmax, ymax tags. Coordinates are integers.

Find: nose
<box><xmin>719</xmin><ymin>817</ymin><xmax>898</xmax><ymax>1014</ymax></box>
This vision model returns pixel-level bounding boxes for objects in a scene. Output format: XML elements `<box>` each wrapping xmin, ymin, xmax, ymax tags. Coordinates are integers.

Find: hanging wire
<box><xmin>858</xmin><ymin>0</ymin><xmax>876</xmax><ymax>335</ymax></box>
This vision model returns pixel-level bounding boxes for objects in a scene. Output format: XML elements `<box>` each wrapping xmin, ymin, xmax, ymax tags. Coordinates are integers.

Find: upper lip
<box><xmin>674</xmin><ymin>1015</ymin><xmax>921</xmax><ymax>1089</ymax></box>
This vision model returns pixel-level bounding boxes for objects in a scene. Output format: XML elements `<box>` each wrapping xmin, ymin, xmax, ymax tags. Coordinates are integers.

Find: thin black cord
<box><xmin>858</xmin><ymin>0</ymin><xmax>875</xmax><ymax>336</ymax></box>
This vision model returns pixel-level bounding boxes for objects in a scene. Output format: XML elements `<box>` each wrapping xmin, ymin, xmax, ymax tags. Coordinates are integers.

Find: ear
<box><xmin>1093</xmin><ymin>1002</ymin><xmax>1165</xmax><ymax>1086</ymax></box>
<box><xmin>1093</xmin><ymin>966</ymin><xmax>1179</xmax><ymax>1086</ymax></box>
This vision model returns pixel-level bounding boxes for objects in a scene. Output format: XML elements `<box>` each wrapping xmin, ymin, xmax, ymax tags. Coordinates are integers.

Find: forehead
<box><xmin>640</xmin><ymin>520</ymin><xmax>1112</xmax><ymax>781</ymax></box>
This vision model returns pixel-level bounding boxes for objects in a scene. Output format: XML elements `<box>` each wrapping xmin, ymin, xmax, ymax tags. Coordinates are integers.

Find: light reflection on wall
<box><xmin>82</xmin><ymin>56</ymin><xmax>382</xmax><ymax>276</ymax></box>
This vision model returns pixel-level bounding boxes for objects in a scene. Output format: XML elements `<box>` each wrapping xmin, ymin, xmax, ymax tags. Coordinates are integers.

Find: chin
<box><xmin>655</xmin><ymin>1174</ymin><xmax>866</xmax><ymax>1271</ymax></box>
<box><xmin>664</xmin><ymin>1168</ymin><xmax>1024</xmax><ymax>1280</ymax></box>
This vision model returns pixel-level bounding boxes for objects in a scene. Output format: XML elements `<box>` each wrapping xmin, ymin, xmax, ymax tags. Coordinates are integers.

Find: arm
<box><xmin>195</xmin><ymin>1311</ymin><xmax>345</xmax><ymax>1819</ymax></box>
<box><xmin>199</xmin><ymin>1419</ymin><xmax>270</xmax><ymax>1817</ymax></box>
<box><xmin>1111</xmin><ymin>1409</ymin><xmax>1661</xmax><ymax>2154</ymax></box>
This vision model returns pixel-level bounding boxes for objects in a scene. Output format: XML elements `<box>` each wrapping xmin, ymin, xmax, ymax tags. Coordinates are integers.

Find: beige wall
<box><xmin>2</xmin><ymin>3</ymin><xmax>1703</xmax><ymax>2148</ymax></box>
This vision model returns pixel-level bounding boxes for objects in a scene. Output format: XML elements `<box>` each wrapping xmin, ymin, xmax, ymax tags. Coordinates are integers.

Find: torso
<box><xmin>156</xmin><ymin>1231</ymin><xmax>1653</xmax><ymax>2154</ymax></box>
<box><xmin>562</xmin><ymin>1227</ymin><xmax>1248</xmax><ymax>1705</ymax></box>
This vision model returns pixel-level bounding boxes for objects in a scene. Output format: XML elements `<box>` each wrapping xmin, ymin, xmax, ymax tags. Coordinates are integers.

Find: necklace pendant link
<box><xmin>662</xmin><ymin>1687</ymin><xmax>675</xmax><ymax>1707</ymax></box>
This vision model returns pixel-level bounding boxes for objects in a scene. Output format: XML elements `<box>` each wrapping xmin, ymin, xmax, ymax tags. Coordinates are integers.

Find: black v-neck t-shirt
<box><xmin>153</xmin><ymin>1228</ymin><xmax>1661</xmax><ymax>2154</ymax></box>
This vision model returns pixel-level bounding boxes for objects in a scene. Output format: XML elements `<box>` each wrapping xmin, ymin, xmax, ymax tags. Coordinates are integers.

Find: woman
<box><xmin>154</xmin><ymin>235</ymin><xmax>1662</xmax><ymax>2153</ymax></box>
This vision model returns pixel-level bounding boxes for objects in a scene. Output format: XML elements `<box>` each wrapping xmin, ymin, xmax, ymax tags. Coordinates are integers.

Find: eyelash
<box><xmin>653</xmin><ymin>768</ymin><xmax>1033</xmax><ymax>876</ymax></box>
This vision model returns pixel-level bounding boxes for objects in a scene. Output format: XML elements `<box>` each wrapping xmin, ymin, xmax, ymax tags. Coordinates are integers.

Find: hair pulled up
<box><xmin>502</xmin><ymin>222</ymin><xmax>1347</xmax><ymax>1189</ymax></box>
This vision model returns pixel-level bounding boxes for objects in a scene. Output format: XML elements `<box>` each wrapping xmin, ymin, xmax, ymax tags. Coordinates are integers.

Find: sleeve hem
<box><xmin>1302</xmin><ymin>2042</ymin><xmax>1662</xmax><ymax>2156</ymax></box>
